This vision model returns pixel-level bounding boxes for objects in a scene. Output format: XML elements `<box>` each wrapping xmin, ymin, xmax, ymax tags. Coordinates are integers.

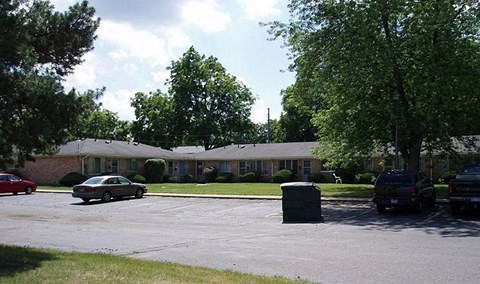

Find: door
<box><xmin>196</xmin><ymin>162</ymin><xmax>204</xmax><ymax>182</ymax></box>
<box><xmin>105</xmin><ymin>177</ymin><xmax>123</xmax><ymax>197</ymax></box>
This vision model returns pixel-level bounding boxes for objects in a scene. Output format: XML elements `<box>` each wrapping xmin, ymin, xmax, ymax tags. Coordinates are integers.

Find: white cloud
<box><xmin>49</xmin><ymin>0</ymin><xmax>77</xmax><ymax>11</ymax></box>
<box><xmin>98</xmin><ymin>21</ymin><xmax>170</xmax><ymax>67</ymax></box>
<box><xmin>237</xmin><ymin>0</ymin><xmax>282</xmax><ymax>20</ymax></box>
<box><xmin>251</xmin><ymin>98</ymin><xmax>280</xmax><ymax>124</ymax></box>
<box><xmin>151</xmin><ymin>70</ymin><xmax>170</xmax><ymax>85</ymax></box>
<box><xmin>100</xmin><ymin>89</ymin><xmax>137</xmax><ymax>121</ymax></box>
<box><xmin>62</xmin><ymin>52</ymin><xmax>98</xmax><ymax>90</ymax></box>
<box><xmin>181</xmin><ymin>0</ymin><xmax>230</xmax><ymax>33</ymax></box>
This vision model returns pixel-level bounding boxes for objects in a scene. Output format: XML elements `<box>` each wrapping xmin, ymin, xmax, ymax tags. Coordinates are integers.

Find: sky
<box><xmin>50</xmin><ymin>0</ymin><xmax>295</xmax><ymax>124</ymax></box>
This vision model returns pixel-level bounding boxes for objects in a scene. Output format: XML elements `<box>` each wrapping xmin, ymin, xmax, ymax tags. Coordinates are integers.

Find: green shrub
<box><xmin>163</xmin><ymin>175</ymin><xmax>172</xmax><ymax>183</ymax></box>
<box><xmin>59</xmin><ymin>172</ymin><xmax>88</xmax><ymax>186</ymax></box>
<box><xmin>272</xmin><ymin>169</ymin><xmax>293</xmax><ymax>183</ymax></box>
<box><xmin>438</xmin><ymin>170</ymin><xmax>458</xmax><ymax>184</ymax></box>
<box><xmin>180</xmin><ymin>174</ymin><xmax>195</xmax><ymax>183</ymax></box>
<box><xmin>127</xmin><ymin>173</ymin><xmax>146</xmax><ymax>183</ymax></box>
<box><xmin>239</xmin><ymin>171</ymin><xmax>260</xmax><ymax>182</ymax></box>
<box><xmin>215</xmin><ymin>172</ymin><xmax>233</xmax><ymax>183</ymax></box>
<box><xmin>308</xmin><ymin>173</ymin><xmax>324</xmax><ymax>183</ymax></box>
<box><xmin>355</xmin><ymin>172</ymin><xmax>376</xmax><ymax>184</ymax></box>
<box><xmin>145</xmin><ymin>159</ymin><xmax>166</xmax><ymax>183</ymax></box>
<box><xmin>203</xmin><ymin>166</ymin><xmax>218</xmax><ymax>182</ymax></box>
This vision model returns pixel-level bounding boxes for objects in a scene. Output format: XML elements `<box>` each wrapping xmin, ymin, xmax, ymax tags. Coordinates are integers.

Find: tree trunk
<box><xmin>402</xmin><ymin>142</ymin><xmax>421</xmax><ymax>173</ymax></box>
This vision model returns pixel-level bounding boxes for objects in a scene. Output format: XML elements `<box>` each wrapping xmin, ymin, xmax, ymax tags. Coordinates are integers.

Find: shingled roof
<box><xmin>194</xmin><ymin>142</ymin><xmax>319</xmax><ymax>160</ymax></box>
<box><xmin>55</xmin><ymin>138</ymin><xmax>189</xmax><ymax>160</ymax></box>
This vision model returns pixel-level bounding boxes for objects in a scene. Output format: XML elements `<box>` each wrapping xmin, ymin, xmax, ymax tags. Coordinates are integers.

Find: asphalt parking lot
<box><xmin>1</xmin><ymin>192</ymin><xmax>480</xmax><ymax>284</ymax></box>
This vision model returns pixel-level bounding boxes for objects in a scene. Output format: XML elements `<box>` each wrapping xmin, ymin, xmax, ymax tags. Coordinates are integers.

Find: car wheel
<box><xmin>135</xmin><ymin>188</ymin><xmax>144</xmax><ymax>199</ymax></box>
<box><xmin>450</xmin><ymin>204</ymin><xmax>461</xmax><ymax>215</ymax></box>
<box><xmin>429</xmin><ymin>192</ymin><xmax>437</xmax><ymax>207</ymax></box>
<box><xmin>376</xmin><ymin>204</ymin><xmax>387</xmax><ymax>213</ymax></box>
<box><xmin>25</xmin><ymin>186</ymin><xmax>33</xmax><ymax>195</ymax></box>
<box><xmin>414</xmin><ymin>200</ymin><xmax>423</xmax><ymax>214</ymax></box>
<box><xmin>101</xmin><ymin>191</ymin><xmax>112</xmax><ymax>203</ymax></box>
<box><xmin>82</xmin><ymin>198</ymin><xmax>90</xmax><ymax>203</ymax></box>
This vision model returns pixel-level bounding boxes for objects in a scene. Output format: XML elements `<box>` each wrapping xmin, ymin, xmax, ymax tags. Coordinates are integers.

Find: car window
<box><xmin>118</xmin><ymin>177</ymin><xmax>131</xmax><ymax>185</ymax></box>
<box><xmin>462</xmin><ymin>166</ymin><xmax>480</xmax><ymax>175</ymax></box>
<box><xmin>0</xmin><ymin>175</ymin><xmax>6</xmax><ymax>181</ymax></box>
<box><xmin>83</xmin><ymin>177</ymin><xmax>104</xmax><ymax>184</ymax></box>
<box><xmin>375</xmin><ymin>173</ymin><xmax>413</xmax><ymax>186</ymax></box>
<box><xmin>8</xmin><ymin>175</ymin><xmax>20</xmax><ymax>182</ymax></box>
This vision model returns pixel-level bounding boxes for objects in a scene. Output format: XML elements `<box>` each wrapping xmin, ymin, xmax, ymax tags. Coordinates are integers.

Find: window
<box><xmin>89</xmin><ymin>157</ymin><xmax>103</xmax><ymax>175</ymax></box>
<box><xmin>303</xmin><ymin>160</ymin><xmax>311</xmax><ymax>176</ymax></box>
<box><xmin>363</xmin><ymin>159</ymin><xmax>374</xmax><ymax>171</ymax></box>
<box><xmin>239</xmin><ymin>161</ymin><xmax>247</xmax><ymax>175</ymax></box>
<box><xmin>111</xmin><ymin>159</ymin><xmax>118</xmax><ymax>174</ymax></box>
<box><xmin>219</xmin><ymin>161</ymin><xmax>231</xmax><ymax>173</ymax></box>
<box><xmin>167</xmin><ymin>161</ymin><xmax>174</xmax><ymax>175</ymax></box>
<box><xmin>251</xmin><ymin>160</ymin><xmax>269</xmax><ymax>176</ymax></box>
<box><xmin>118</xmin><ymin>177</ymin><xmax>131</xmax><ymax>184</ymax></box>
<box><xmin>127</xmin><ymin>159</ymin><xmax>137</xmax><ymax>172</ymax></box>
<box><xmin>279</xmin><ymin>160</ymin><xmax>298</xmax><ymax>174</ymax></box>
<box><xmin>178</xmin><ymin>161</ymin><xmax>189</xmax><ymax>175</ymax></box>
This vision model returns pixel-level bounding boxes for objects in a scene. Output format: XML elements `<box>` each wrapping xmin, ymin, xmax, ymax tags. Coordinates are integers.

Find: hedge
<box><xmin>215</xmin><ymin>172</ymin><xmax>233</xmax><ymax>183</ymax></box>
<box><xmin>239</xmin><ymin>172</ymin><xmax>260</xmax><ymax>182</ymax></box>
<box><xmin>272</xmin><ymin>169</ymin><xmax>293</xmax><ymax>183</ymax></box>
<box><xmin>59</xmin><ymin>172</ymin><xmax>88</xmax><ymax>187</ymax></box>
<box><xmin>127</xmin><ymin>173</ymin><xmax>146</xmax><ymax>183</ymax></box>
<box><xmin>145</xmin><ymin>159</ymin><xmax>166</xmax><ymax>183</ymax></box>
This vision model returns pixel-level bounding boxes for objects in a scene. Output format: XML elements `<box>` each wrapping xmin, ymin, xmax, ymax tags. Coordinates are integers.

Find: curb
<box><xmin>36</xmin><ymin>189</ymin><xmax>449</xmax><ymax>204</ymax></box>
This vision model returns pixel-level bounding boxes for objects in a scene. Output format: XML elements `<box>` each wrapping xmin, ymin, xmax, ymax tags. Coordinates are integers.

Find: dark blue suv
<box><xmin>373</xmin><ymin>170</ymin><xmax>436</xmax><ymax>213</ymax></box>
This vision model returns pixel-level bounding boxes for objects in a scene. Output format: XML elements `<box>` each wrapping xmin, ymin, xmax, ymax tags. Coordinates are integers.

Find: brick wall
<box><xmin>21</xmin><ymin>156</ymin><xmax>82</xmax><ymax>185</ymax></box>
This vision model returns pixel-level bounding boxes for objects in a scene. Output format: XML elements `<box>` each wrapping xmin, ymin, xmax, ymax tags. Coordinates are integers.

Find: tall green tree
<box><xmin>278</xmin><ymin>85</ymin><xmax>319</xmax><ymax>142</ymax></box>
<box><xmin>269</xmin><ymin>0</ymin><xmax>480</xmax><ymax>172</ymax></box>
<box><xmin>167</xmin><ymin>46</ymin><xmax>256</xmax><ymax>150</ymax></box>
<box><xmin>70</xmin><ymin>88</ymin><xmax>131</xmax><ymax>141</ymax></box>
<box><xmin>130</xmin><ymin>90</ymin><xmax>175</xmax><ymax>149</ymax></box>
<box><xmin>0</xmin><ymin>0</ymin><xmax>99</xmax><ymax>169</ymax></box>
<box><xmin>253</xmin><ymin>120</ymin><xmax>283</xmax><ymax>143</ymax></box>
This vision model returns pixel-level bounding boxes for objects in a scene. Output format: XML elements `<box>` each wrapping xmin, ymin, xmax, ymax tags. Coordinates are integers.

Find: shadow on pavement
<box><xmin>321</xmin><ymin>202</ymin><xmax>480</xmax><ymax>238</ymax></box>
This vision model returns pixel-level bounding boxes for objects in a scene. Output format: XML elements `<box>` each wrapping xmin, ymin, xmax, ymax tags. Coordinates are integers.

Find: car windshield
<box><xmin>83</xmin><ymin>177</ymin><xmax>105</xmax><ymax>185</ymax></box>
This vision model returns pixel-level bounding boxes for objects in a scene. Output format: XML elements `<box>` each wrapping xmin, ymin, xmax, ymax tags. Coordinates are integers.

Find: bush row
<box><xmin>58</xmin><ymin>166</ymin><xmax>459</xmax><ymax>185</ymax></box>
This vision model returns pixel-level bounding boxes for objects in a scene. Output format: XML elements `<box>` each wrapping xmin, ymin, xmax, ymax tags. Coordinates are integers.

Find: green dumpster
<box><xmin>281</xmin><ymin>182</ymin><xmax>323</xmax><ymax>223</ymax></box>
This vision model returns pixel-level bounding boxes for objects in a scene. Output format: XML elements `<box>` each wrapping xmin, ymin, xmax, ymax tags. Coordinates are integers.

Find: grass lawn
<box><xmin>39</xmin><ymin>183</ymin><xmax>448</xmax><ymax>199</ymax></box>
<box><xmin>147</xmin><ymin>183</ymin><xmax>374</xmax><ymax>198</ymax></box>
<box><xmin>0</xmin><ymin>245</ymin><xmax>307</xmax><ymax>284</ymax></box>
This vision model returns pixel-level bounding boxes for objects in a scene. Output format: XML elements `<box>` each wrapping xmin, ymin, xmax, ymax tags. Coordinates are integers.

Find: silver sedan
<box><xmin>72</xmin><ymin>175</ymin><xmax>147</xmax><ymax>203</ymax></box>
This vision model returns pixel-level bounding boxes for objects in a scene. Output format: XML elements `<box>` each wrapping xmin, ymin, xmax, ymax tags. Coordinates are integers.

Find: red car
<box><xmin>0</xmin><ymin>173</ymin><xmax>37</xmax><ymax>195</ymax></box>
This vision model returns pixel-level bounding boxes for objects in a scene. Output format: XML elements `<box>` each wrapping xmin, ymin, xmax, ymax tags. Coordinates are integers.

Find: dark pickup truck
<box><xmin>373</xmin><ymin>170</ymin><xmax>436</xmax><ymax>213</ymax></box>
<box><xmin>448</xmin><ymin>165</ymin><xmax>480</xmax><ymax>214</ymax></box>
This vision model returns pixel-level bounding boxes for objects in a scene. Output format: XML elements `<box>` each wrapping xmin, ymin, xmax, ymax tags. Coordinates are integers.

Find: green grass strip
<box><xmin>0</xmin><ymin>245</ymin><xmax>309</xmax><ymax>284</ymax></box>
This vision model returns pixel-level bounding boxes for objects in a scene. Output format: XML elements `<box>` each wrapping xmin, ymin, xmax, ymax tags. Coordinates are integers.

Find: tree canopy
<box><xmin>0</xmin><ymin>0</ymin><xmax>99</xmax><ymax>169</ymax></box>
<box><xmin>269</xmin><ymin>0</ymin><xmax>480</xmax><ymax>172</ymax></box>
<box><xmin>277</xmin><ymin>85</ymin><xmax>319</xmax><ymax>142</ymax></box>
<box><xmin>130</xmin><ymin>90</ymin><xmax>175</xmax><ymax>149</ymax></box>
<box><xmin>70</xmin><ymin>88</ymin><xmax>131</xmax><ymax>141</ymax></box>
<box><xmin>166</xmin><ymin>46</ymin><xmax>256</xmax><ymax>150</ymax></box>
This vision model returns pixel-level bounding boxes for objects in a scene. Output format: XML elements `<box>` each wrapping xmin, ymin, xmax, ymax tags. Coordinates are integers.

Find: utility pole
<box><xmin>267</xmin><ymin>108</ymin><xmax>271</xmax><ymax>143</ymax></box>
<box><xmin>394</xmin><ymin>91</ymin><xmax>400</xmax><ymax>170</ymax></box>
